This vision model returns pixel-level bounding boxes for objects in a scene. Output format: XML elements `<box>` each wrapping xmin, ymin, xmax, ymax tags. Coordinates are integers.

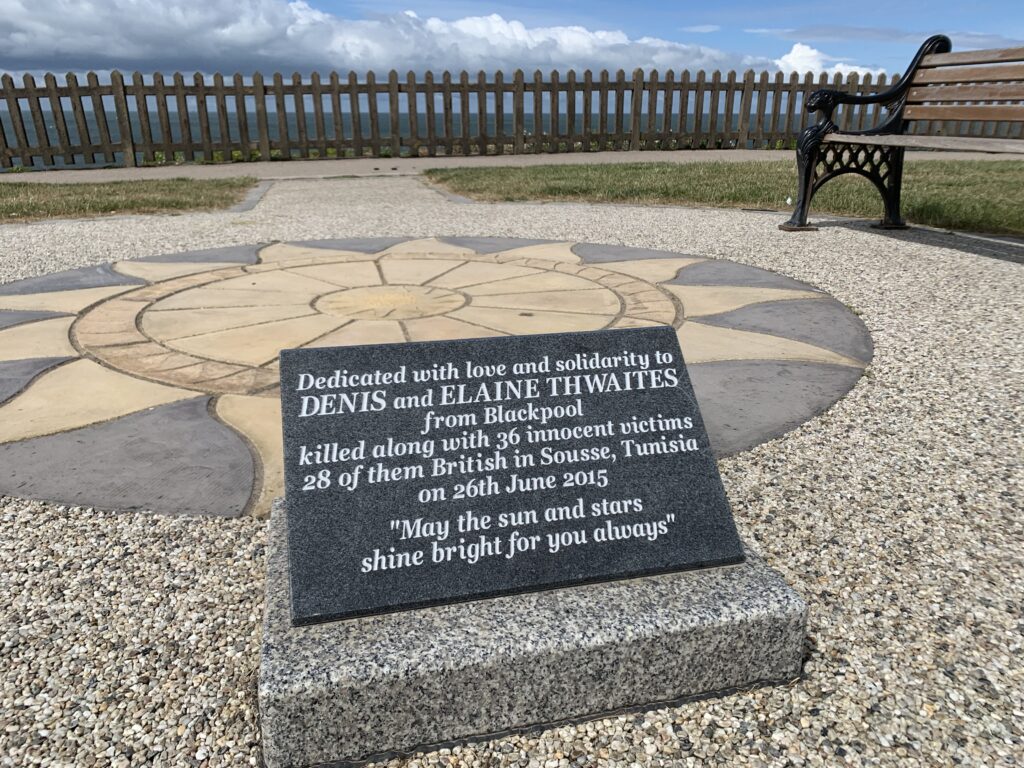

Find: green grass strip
<box><xmin>0</xmin><ymin>177</ymin><xmax>258</xmax><ymax>222</ymax></box>
<box><xmin>425</xmin><ymin>160</ymin><xmax>1024</xmax><ymax>235</ymax></box>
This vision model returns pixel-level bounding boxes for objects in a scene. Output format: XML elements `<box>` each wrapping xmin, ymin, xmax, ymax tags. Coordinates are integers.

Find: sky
<box><xmin>0</xmin><ymin>0</ymin><xmax>1021</xmax><ymax>76</ymax></box>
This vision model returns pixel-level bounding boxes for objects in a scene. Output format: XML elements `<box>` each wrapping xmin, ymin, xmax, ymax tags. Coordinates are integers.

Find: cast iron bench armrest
<box><xmin>803</xmin><ymin>35</ymin><xmax>953</xmax><ymax>130</ymax></box>
<box><xmin>803</xmin><ymin>86</ymin><xmax>906</xmax><ymax>125</ymax></box>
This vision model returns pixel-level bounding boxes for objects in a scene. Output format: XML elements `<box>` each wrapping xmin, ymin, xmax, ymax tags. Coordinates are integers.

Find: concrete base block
<box><xmin>259</xmin><ymin>503</ymin><xmax>807</xmax><ymax>767</ymax></box>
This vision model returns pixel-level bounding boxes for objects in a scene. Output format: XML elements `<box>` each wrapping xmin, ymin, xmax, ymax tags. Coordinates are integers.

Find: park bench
<box><xmin>780</xmin><ymin>35</ymin><xmax>1024</xmax><ymax>230</ymax></box>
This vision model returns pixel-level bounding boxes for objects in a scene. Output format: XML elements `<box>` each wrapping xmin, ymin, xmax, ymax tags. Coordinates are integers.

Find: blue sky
<box><xmin>0</xmin><ymin>0</ymin><xmax>1021</xmax><ymax>75</ymax></box>
<box><xmin>319</xmin><ymin>0</ymin><xmax>1023</xmax><ymax>71</ymax></box>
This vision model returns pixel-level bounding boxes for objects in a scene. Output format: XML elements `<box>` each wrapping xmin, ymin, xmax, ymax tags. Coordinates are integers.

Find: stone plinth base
<box><xmin>259</xmin><ymin>503</ymin><xmax>806</xmax><ymax>768</ymax></box>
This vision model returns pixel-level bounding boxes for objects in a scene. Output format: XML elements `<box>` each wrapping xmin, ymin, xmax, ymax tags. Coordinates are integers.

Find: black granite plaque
<box><xmin>280</xmin><ymin>327</ymin><xmax>744</xmax><ymax>625</ymax></box>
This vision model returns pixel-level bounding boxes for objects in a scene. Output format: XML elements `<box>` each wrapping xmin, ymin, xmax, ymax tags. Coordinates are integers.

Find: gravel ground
<box><xmin>1</xmin><ymin>177</ymin><xmax>1022</xmax><ymax>767</ymax></box>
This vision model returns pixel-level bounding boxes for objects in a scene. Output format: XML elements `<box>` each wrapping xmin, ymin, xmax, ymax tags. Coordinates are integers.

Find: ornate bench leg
<box><xmin>873</xmin><ymin>146</ymin><xmax>908</xmax><ymax>229</ymax></box>
<box><xmin>779</xmin><ymin>124</ymin><xmax>829</xmax><ymax>231</ymax></box>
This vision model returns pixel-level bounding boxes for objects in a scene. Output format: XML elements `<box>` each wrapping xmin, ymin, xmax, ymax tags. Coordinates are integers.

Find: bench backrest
<box><xmin>906</xmin><ymin>47</ymin><xmax>1024</xmax><ymax>126</ymax></box>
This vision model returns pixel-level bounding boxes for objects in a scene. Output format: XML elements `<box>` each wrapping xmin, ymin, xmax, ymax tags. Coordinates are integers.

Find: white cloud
<box><xmin>747</xmin><ymin>25</ymin><xmax>1023</xmax><ymax>49</ymax></box>
<box><xmin>774</xmin><ymin>43</ymin><xmax>885</xmax><ymax>76</ymax></box>
<box><xmin>0</xmin><ymin>1</ymin><xmax>874</xmax><ymax>77</ymax></box>
<box><xmin>681</xmin><ymin>25</ymin><xmax>720</xmax><ymax>34</ymax></box>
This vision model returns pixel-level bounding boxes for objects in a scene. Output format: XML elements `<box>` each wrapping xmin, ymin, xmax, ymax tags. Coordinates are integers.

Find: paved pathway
<box><xmin>0</xmin><ymin>148</ymin><xmax>1018</xmax><ymax>184</ymax></box>
<box><xmin>0</xmin><ymin>236</ymin><xmax>869</xmax><ymax>517</ymax></box>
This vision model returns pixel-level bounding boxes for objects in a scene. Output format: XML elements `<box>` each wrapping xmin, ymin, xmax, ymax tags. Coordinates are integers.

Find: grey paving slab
<box><xmin>439</xmin><ymin>236</ymin><xmax>556</xmax><ymax>253</ymax></box>
<box><xmin>0</xmin><ymin>310</ymin><xmax>71</xmax><ymax>331</ymax></box>
<box><xmin>697</xmin><ymin>299</ymin><xmax>874</xmax><ymax>364</ymax></box>
<box><xmin>672</xmin><ymin>259</ymin><xmax>819</xmax><ymax>291</ymax></box>
<box><xmin>260</xmin><ymin>502</ymin><xmax>805</xmax><ymax>768</ymax></box>
<box><xmin>0</xmin><ymin>397</ymin><xmax>254</xmax><ymax>516</ymax></box>
<box><xmin>139</xmin><ymin>244</ymin><xmax>263</xmax><ymax>264</ymax></box>
<box><xmin>291</xmin><ymin>238</ymin><xmax>410</xmax><ymax>254</ymax></box>
<box><xmin>0</xmin><ymin>357</ymin><xmax>73</xmax><ymax>405</ymax></box>
<box><xmin>0</xmin><ymin>263</ymin><xmax>145</xmax><ymax>295</ymax></box>
<box><xmin>688</xmin><ymin>360</ymin><xmax>865</xmax><ymax>456</ymax></box>
<box><xmin>573</xmin><ymin>243</ymin><xmax>703</xmax><ymax>263</ymax></box>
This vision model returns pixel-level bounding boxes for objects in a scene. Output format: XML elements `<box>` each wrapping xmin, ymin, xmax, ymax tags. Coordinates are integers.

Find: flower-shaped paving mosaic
<box><xmin>0</xmin><ymin>238</ymin><xmax>871</xmax><ymax>517</ymax></box>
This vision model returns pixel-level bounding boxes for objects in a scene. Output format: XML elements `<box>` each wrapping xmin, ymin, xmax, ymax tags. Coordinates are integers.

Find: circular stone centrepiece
<box><xmin>0</xmin><ymin>237</ymin><xmax>872</xmax><ymax>518</ymax></box>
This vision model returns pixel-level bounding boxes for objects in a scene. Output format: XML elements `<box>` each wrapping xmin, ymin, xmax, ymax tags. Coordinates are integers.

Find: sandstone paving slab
<box><xmin>169</xmin><ymin>314</ymin><xmax>346</xmax><ymax>366</ymax></box>
<box><xmin>699</xmin><ymin>298</ymin><xmax>874</xmax><ymax>364</ymax></box>
<box><xmin>0</xmin><ymin>285</ymin><xmax>137</xmax><ymax>313</ymax></box>
<box><xmin>593</xmin><ymin>257</ymin><xmax>704</xmax><ymax>283</ymax></box>
<box><xmin>150</xmin><ymin>286</ymin><xmax>319</xmax><ymax>309</ymax></box>
<box><xmin>216</xmin><ymin>394</ymin><xmax>283</xmax><ymax>519</ymax></box>
<box><xmin>427</xmin><ymin>261</ymin><xmax>541</xmax><ymax>289</ymax></box>
<box><xmin>0</xmin><ymin>356</ymin><xmax>73</xmax><ymax>405</ymax></box>
<box><xmin>491</xmin><ymin>241</ymin><xmax>581</xmax><ymax>263</ymax></box>
<box><xmin>0</xmin><ymin>316</ymin><xmax>77</xmax><ymax>361</ymax></box>
<box><xmin>261</xmin><ymin>243</ymin><xmax>373</xmax><ymax>263</ymax></box>
<box><xmin>571</xmin><ymin>243</ymin><xmax>705</xmax><ymax>262</ymax></box>
<box><xmin>465</xmin><ymin>271</ymin><xmax>599</xmax><ymax>296</ymax></box>
<box><xmin>112</xmin><ymin>260</ymin><xmax>242</xmax><ymax>281</ymax></box>
<box><xmin>379</xmin><ymin>258</ymin><xmax>465</xmax><ymax>285</ymax></box>
<box><xmin>471</xmin><ymin>288</ymin><xmax>621</xmax><ymax>314</ymax></box>
<box><xmin>305</xmin><ymin>319</ymin><xmax>406</xmax><ymax>347</ymax></box>
<box><xmin>451</xmin><ymin>305</ymin><xmax>611</xmax><ymax>335</ymax></box>
<box><xmin>403</xmin><ymin>315</ymin><xmax>504</xmax><ymax>341</ymax></box>
<box><xmin>662</xmin><ymin>284</ymin><xmax>824</xmax><ymax>318</ymax></box>
<box><xmin>0</xmin><ymin>359</ymin><xmax>195</xmax><ymax>444</ymax></box>
<box><xmin>678</xmin><ymin>322</ymin><xmax>862</xmax><ymax>367</ymax></box>
<box><xmin>288</xmin><ymin>261</ymin><xmax>383</xmax><ymax>288</ymax></box>
<box><xmin>380</xmin><ymin>237</ymin><xmax>477</xmax><ymax>257</ymax></box>
<box><xmin>212</xmin><ymin>269</ymin><xmax>345</xmax><ymax>295</ymax></box>
<box><xmin>142</xmin><ymin>305</ymin><xmax>317</xmax><ymax>341</ymax></box>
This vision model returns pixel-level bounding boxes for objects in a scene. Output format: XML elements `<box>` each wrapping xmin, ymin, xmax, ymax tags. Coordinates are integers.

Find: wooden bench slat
<box><xmin>921</xmin><ymin>46</ymin><xmax>1024</xmax><ymax>67</ymax></box>
<box><xmin>907</xmin><ymin>83</ymin><xmax>1024</xmax><ymax>102</ymax></box>
<box><xmin>822</xmin><ymin>132</ymin><xmax>1024</xmax><ymax>153</ymax></box>
<box><xmin>912</xmin><ymin>63</ymin><xmax>1024</xmax><ymax>84</ymax></box>
<box><xmin>904</xmin><ymin>104</ymin><xmax>1024</xmax><ymax>121</ymax></box>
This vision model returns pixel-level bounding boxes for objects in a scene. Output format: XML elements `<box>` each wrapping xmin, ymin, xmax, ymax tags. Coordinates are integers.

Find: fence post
<box><xmin>388</xmin><ymin>70</ymin><xmax>401</xmax><ymax>157</ymax></box>
<box><xmin>110</xmin><ymin>70</ymin><xmax>137</xmax><ymax>167</ymax></box>
<box><xmin>513</xmin><ymin>70</ymin><xmax>525</xmax><ymax>154</ymax></box>
<box><xmin>549</xmin><ymin>70</ymin><xmax>560</xmax><ymax>153</ymax></box>
<box><xmin>737</xmin><ymin>70</ymin><xmax>755</xmax><ymax>148</ymax></box>
<box><xmin>0</xmin><ymin>96</ymin><xmax>10</xmax><ymax>167</ymax></box>
<box><xmin>630</xmin><ymin>68</ymin><xmax>643</xmax><ymax>150</ymax></box>
<box><xmin>132</xmin><ymin>72</ymin><xmax>155</xmax><ymax>164</ymax></box>
<box><xmin>253</xmin><ymin>72</ymin><xmax>271</xmax><ymax>160</ymax></box>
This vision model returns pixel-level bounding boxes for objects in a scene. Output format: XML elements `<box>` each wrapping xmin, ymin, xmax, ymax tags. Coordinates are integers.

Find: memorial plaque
<box><xmin>280</xmin><ymin>327</ymin><xmax>744</xmax><ymax>625</ymax></box>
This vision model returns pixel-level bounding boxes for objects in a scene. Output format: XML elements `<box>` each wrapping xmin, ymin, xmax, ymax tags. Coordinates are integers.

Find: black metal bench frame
<box><xmin>780</xmin><ymin>35</ymin><xmax>1024</xmax><ymax>230</ymax></box>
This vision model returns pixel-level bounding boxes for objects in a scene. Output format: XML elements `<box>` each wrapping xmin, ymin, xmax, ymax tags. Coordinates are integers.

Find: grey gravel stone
<box><xmin>0</xmin><ymin>175</ymin><xmax>1021</xmax><ymax>768</ymax></box>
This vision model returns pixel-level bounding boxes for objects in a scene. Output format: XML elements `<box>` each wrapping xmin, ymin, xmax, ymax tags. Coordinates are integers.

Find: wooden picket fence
<box><xmin>2</xmin><ymin>66</ymin><xmax>988</xmax><ymax>170</ymax></box>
